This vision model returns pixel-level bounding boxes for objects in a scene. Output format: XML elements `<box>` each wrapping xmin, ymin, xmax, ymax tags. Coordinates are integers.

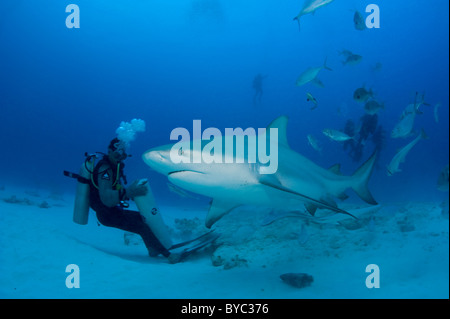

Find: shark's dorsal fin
<box><xmin>261</xmin><ymin>115</ymin><xmax>290</xmax><ymax>148</ymax></box>
<box><xmin>205</xmin><ymin>199</ymin><xmax>240</xmax><ymax>228</ymax></box>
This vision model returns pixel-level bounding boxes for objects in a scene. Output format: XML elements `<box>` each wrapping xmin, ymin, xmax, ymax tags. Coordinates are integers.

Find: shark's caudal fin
<box><xmin>351</xmin><ymin>150</ymin><xmax>378</xmax><ymax>205</ymax></box>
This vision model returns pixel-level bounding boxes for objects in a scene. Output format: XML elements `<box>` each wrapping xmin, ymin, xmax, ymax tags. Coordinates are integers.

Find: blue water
<box><xmin>0</xmin><ymin>0</ymin><xmax>448</xmax><ymax>300</ymax></box>
<box><xmin>0</xmin><ymin>1</ymin><xmax>447</xmax><ymax>206</ymax></box>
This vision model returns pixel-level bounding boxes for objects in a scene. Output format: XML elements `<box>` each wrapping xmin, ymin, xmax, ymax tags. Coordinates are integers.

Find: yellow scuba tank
<box><xmin>134</xmin><ymin>179</ymin><xmax>173</xmax><ymax>249</ymax></box>
<box><xmin>73</xmin><ymin>157</ymin><xmax>94</xmax><ymax>225</ymax></box>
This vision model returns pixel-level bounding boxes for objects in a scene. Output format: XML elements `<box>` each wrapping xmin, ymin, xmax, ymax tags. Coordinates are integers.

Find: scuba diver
<box><xmin>358</xmin><ymin>113</ymin><xmax>378</xmax><ymax>145</ymax></box>
<box><xmin>65</xmin><ymin>138</ymin><xmax>188</xmax><ymax>263</ymax></box>
<box><xmin>65</xmin><ymin>137</ymin><xmax>219</xmax><ymax>263</ymax></box>
<box><xmin>343</xmin><ymin>119</ymin><xmax>363</xmax><ymax>162</ymax></box>
<box><xmin>65</xmin><ymin>119</ymin><xmax>219</xmax><ymax>263</ymax></box>
<box><xmin>252</xmin><ymin>73</ymin><xmax>267</xmax><ymax>105</ymax></box>
<box><xmin>343</xmin><ymin>113</ymin><xmax>382</xmax><ymax>163</ymax></box>
<box><xmin>90</xmin><ymin>138</ymin><xmax>183</xmax><ymax>262</ymax></box>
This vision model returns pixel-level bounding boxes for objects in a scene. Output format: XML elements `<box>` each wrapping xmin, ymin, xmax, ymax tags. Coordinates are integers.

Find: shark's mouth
<box><xmin>168</xmin><ymin>170</ymin><xmax>206</xmax><ymax>176</ymax></box>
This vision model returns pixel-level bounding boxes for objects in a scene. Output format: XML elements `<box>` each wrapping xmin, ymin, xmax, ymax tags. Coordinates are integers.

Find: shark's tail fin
<box><xmin>351</xmin><ymin>150</ymin><xmax>377</xmax><ymax>205</ymax></box>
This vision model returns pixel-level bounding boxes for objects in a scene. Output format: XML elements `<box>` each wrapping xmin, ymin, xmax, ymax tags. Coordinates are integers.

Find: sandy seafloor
<box><xmin>0</xmin><ymin>185</ymin><xmax>448</xmax><ymax>299</ymax></box>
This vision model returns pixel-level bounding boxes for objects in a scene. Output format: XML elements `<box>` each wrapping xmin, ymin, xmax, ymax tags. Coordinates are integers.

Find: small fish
<box><xmin>339</xmin><ymin>50</ymin><xmax>362</xmax><ymax>66</ymax></box>
<box><xmin>353</xmin><ymin>86</ymin><xmax>374</xmax><ymax>103</ymax></box>
<box><xmin>387</xmin><ymin>129</ymin><xmax>428</xmax><ymax>176</ymax></box>
<box><xmin>323</xmin><ymin>129</ymin><xmax>354</xmax><ymax>142</ymax></box>
<box><xmin>364</xmin><ymin>100</ymin><xmax>384</xmax><ymax>115</ymax></box>
<box><xmin>401</xmin><ymin>92</ymin><xmax>430</xmax><ymax>117</ymax></box>
<box><xmin>306</xmin><ymin>92</ymin><xmax>318</xmax><ymax>109</ymax></box>
<box><xmin>293</xmin><ymin>0</ymin><xmax>335</xmax><ymax>30</ymax></box>
<box><xmin>391</xmin><ymin>111</ymin><xmax>416</xmax><ymax>138</ymax></box>
<box><xmin>307</xmin><ymin>134</ymin><xmax>322</xmax><ymax>153</ymax></box>
<box><xmin>437</xmin><ymin>165</ymin><xmax>449</xmax><ymax>192</ymax></box>
<box><xmin>296</xmin><ymin>58</ymin><xmax>332</xmax><ymax>87</ymax></box>
<box><xmin>392</xmin><ymin>93</ymin><xmax>429</xmax><ymax>138</ymax></box>
<box><xmin>343</xmin><ymin>54</ymin><xmax>362</xmax><ymax>66</ymax></box>
<box><xmin>353</xmin><ymin>10</ymin><xmax>366</xmax><ymax>31</ymax></box>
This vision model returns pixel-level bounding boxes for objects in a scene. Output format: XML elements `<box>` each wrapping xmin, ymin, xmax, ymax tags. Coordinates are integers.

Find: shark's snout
<box><xmin>142</xmin><ymin>149</ymin><xmax>171</xmax><ymax>173</ymax></box>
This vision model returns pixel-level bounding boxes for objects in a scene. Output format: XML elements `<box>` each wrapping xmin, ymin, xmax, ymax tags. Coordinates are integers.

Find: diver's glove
<box><xmin>125</xmin><ymin>179</ymin><xmax>148</xmax><ymax>200</ymax></box>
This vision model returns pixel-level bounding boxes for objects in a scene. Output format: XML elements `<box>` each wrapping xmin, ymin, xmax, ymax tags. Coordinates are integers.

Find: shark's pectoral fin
<box><xmin>306</xmin><ymin>196</ymin><xmax>340</xmax><ymax>216</ymax></box>
<box><xmin>321</xmin><ymin>195</ymin><xmax>338</xmax><ymax>208</ymax></box>
<box><xmin>205</xmin><ymin>199</ymin><xmax>240</xmax><ymax>228</ymax></box>
<box><xmin>259</xmin><ymin>176</ymin><xmax>357</xmax><ymax>219</ymax></box>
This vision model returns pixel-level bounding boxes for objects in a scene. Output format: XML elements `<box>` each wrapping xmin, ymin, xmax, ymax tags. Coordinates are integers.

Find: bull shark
<box><xmin>143</xmin><ymin>116</ymin><xmax>378</xmax><ymax>228</ymax></box>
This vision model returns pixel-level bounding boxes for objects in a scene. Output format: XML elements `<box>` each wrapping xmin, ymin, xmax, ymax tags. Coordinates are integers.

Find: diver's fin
<box><xmin>169</xmin><ymin>232</ymin><xmax>220</xmax><ymax>263</ymax></box>
<box><xmin>169</xmin><ymin>229</ymin><xmax>216</xmax><ymax>250</ymax></box>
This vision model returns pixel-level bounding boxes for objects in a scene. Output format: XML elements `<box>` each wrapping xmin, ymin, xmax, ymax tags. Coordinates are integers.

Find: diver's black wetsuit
<box><xmin>89</xmin><ymin>157</ymin><xmax>170</xmax><ymax>257</ymax></box>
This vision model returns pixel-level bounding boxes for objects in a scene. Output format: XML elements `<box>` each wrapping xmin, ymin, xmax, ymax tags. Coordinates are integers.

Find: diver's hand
<box><xmin>126</xmin><ymin>180</ymin><xmax>148</xmax><ymax>199</ymax></box>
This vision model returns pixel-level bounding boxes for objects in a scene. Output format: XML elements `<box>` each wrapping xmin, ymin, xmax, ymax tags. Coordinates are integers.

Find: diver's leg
<box><xmin>96</xmin><ymin>207</ymin><xmax>170</xmax><ymax>257</ymax></box>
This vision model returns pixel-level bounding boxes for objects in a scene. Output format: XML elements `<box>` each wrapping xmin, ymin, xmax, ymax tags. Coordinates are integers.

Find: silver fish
<box><xmin>296</xmin><ymin>58</ymin><xmax>332</xmax><ymax>87</ymax></box>
<box><xmin>354</xmin><ymin>10</ymin><xmax>366</xmax><ymax>31</ymax></box>
<box><xmin>354</xmin><ymin>87</ymin><xmax>374</xmax><ymax>103</ymax></box>
<box><xmin>293</xmin><ymin>0</ymin><xmax>335</xmax><ymax>30</ymax></box>
<box><xmin>307</xmin><ymin>134</ymin><xmax>322</xmax><ymax>153</ymax></box>
<box><xmin>364</xmin><ymin>100</ymin><xmax>384</xmax><ymax>115</ymax></box>
<box><xmin>340</xmin><ymin>50</ymin><xmax>363</xmax><ymax>66</ymax></box>
<box><xmin>323</xmin><ymin>129</ymin><xmax>355</xmax><ymax>142</ymax></box>
<box><xmin>387</xmin><ymin>129</ymin><xmax>427</xmax><ymax>176</ymax></box>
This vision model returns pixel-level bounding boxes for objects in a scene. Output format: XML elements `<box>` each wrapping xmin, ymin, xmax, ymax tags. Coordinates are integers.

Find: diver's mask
<box><xmin>109</xmin><ymin>139</ymin><xmax>128</xmax><ymax>161</ymax></box>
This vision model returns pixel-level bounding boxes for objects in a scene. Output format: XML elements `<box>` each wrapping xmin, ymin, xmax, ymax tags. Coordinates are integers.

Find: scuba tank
<box><xmin>65</xmin><ymin>152</ymin><xmax>127</xmax><ymax>225</ymax></box>
<box><xmin>72</xmin><ymin>156</ymin><xmax>95</xmax><ymax>225</ymax></box>
<box><xmin>64</xmin><ymin>153</ymin><xmax>99</xmax><ymax>225</ymax></box>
